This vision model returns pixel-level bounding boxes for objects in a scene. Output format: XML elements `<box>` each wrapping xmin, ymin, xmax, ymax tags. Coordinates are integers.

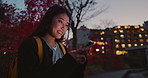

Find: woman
<box><xmin>18</xmin><ymin>5</ymin><xmax>87</xmax><ymax>78</ymax></box>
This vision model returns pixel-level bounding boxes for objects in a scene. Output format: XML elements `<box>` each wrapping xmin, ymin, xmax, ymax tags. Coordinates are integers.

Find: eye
<box><xmin>58</xmin><ymin>20</ymin><xmax>63</xmax><ymax>23</ymax></box>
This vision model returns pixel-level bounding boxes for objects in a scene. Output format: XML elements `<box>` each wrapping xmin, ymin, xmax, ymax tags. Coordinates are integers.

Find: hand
<box><xmin>68</xmin><ymin>48</ymin><xmax>89</xmax><ymax>64</ymax></box>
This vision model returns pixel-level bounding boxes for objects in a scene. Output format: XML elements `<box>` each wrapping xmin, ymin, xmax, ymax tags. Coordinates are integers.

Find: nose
<box><xmin>61</xmin><ymin>26</ymin><xmax>64</xmax><ymax>30</ymax></box>
<box><xmin>61</xmin><ymin>25</ymin><xmax>67</xmax><ymax>31</ymax></box>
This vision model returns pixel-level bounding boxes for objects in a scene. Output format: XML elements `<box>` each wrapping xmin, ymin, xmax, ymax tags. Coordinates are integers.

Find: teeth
<box><xmin>58</xmin><ymin>31</ymin><xmax>63</xmax><ymax>34</ymax></box>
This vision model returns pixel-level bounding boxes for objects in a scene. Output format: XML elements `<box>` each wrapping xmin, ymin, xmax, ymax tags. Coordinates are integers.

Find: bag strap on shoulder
<box><xmin>58</xmin><ymin>42</ymin><xmax>66</xmax><ymax>55</ymax></box>
<box><xmin>8</xmin><ymin>36</ymin><xmax>43</xmax><ymax>78</ymax></box>
<box><xmin>33</xmin><ymin>36</ymin><xmax>43</xmax><ymax>63</ymax></box>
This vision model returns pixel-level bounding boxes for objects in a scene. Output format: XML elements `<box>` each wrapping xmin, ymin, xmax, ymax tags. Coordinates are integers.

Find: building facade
<box><xmin>89</xmin><ymin>25</ymin><xmax>148</xmax><ymax>55</ymax></box>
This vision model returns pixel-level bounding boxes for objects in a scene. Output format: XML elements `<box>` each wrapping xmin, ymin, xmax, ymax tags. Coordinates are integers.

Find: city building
<box><xmin>143</xmin><ymin>21</ymin><xmax>148</xmax><ymax>30</ymax></box>
<box><xmin>88</xmin><ymin>25</ymin><xmax>148</xmax><ymax>55</ymax></box>
<box><xmin>68</xmin><ymin>22</ymin><xmax>148</xmax><ymax>56</ymax></box>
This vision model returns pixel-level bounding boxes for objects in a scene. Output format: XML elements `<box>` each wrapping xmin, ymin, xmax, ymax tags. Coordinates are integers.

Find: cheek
<box><xmin>51</xmin><ymin>23</ymin><xmax>60</xmax><ymax>30</ymax></box>
<box><xmin>64</xmin><ymin>28</ymin><xmax>68</xmax><ymax>33</ymax></box>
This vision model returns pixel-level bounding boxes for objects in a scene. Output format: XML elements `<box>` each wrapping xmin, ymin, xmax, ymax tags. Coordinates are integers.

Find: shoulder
<box><xmin>57</xmin><ymin>42</ymin><xmax>67</xmax><ymax>55</ymax></box>
<box><xmin>19</xmin><ymin>37</ymin><xmax>39</xmax><ymax>49</ymax></box>
<box><xmin>21</xmin><ymin>37</ymin><xmax>36</xmax><ymax>45</ymax></box>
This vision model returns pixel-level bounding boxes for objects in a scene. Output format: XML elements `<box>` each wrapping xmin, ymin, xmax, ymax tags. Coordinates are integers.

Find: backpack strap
<box><xmin>8</xmin><ymin>57</ymin><xmax>18</xmax><ymax>78</ymax></box>
<box><xmin>33</xmin><ymin>36</ymin><xmax>43</xmax><ymax>63</ymax></box>
<box><xmin>8</xmin><ymin>36</ymin><xmax>43</xmax><ymax>78</ymax></box>
<box><xmin>58</xmin><ymin>42</ymin><xmax>66</xmax><ymax>55</ymax></box>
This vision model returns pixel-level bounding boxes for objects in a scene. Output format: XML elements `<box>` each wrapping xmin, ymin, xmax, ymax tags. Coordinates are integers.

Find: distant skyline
<box><xmin>3</xmin><ymin>0</ymin><xmax>148</xmax><ymax>29</ymax></box>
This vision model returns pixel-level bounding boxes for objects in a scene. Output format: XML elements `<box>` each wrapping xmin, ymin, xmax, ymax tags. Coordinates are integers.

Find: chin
<box><xmin>56</xmin><ymin>36</ymin><xmax>62</xmax><ymax>39</ymax></box>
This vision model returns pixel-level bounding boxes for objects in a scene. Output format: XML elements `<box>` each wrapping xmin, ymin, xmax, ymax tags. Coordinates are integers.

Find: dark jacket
<box><xmin>18</xmin><ymin>36</ymin><xmax>86</xmax><ymax>78</ymax></box>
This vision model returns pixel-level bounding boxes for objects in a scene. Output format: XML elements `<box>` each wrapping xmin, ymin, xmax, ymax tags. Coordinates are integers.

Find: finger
<box><xmin>76</xmin><ymin>55</ymin><xmax>86</xmax><ymax>63</ymax></box>
<box><xmin>69</xmin><ymin>50</ymin><xmax>77</xmax><ymax>53</ymax></box>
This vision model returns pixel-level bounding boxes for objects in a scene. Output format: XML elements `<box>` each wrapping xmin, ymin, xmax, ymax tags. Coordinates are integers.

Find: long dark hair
<box><xmin>32</xmin><ymin>4</ymin><xmax>70</xmax><ymax>39</ymax></box>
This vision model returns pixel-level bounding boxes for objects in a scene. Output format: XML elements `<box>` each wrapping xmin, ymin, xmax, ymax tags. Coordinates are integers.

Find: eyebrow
<box><xmin>57</xmin><ymin>17</ymin><xmax>69</xmax><ymax>24</ymax></box>
<box><xmin>58</xmin><ymin>17</ymin><xmax>64</xmax><ymax>21</ymax></box>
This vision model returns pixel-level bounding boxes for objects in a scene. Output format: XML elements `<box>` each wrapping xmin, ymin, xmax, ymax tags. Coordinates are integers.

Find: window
<box><xmin>121</xmin><ymin>44</ymin><xmax>126</xmax><ymax>48</ymax></box>
<box><xmin>120</xmin><ymin>34</ymin><xmax>124</xmax><ymax>38</ymax></box>
<box><xmin>128</xmin><ymin>44</ymin><xmax>132</xmax><ymax>47</ymax></box>
<box><xmin>139</xmin><ymin>34</ymin><xmax>142</xmax><ymax>38</ymax></box>
<box><xmin>140</xmin><ymin>44</ymin><xmax>143</xmax><ymax>46</ymax></box>
<box><xmin>114</xmin><ymin>30</ymin><xmax>117</xmax><ymax>33</ymax></box>
<box><xmin>116</xmin><ymin>44</ymin><xmax>120</xmax><ymax>48</ymax></box>
<box><xmin>101</xmin><ymin>37</ymin><xmax>104</xmax><ymax>40</ymax></box>
<box><xmin>128</xmin><ymin>39</ymin><xmax>131</xmax><ymax>42</ymax></box>
<box><xmin>115</xmin><ymin>39</ymin><xmax>120</xmax><ymax>43</ymax></box>
<box><xmin>102</xmin><ymin>46</ymin><xmax>104</xmax><ymax>49</ymax></box>
<box><xmin>145</xmin><ymin>34</ymin><xmax>148</xmax><ymax>37</ymax></box>
<box><xmin>121</xmin><ymin>39</ymin><xmax>125</xmax><ymax>43</ymax></box>
<box><xmin>119</xmin><ymin>30</ymin><xmax>124</xmax><ymax>33</ymax></box>
<box><xmin>96</xmin><ymin>49</ymin><xmax>100</xmax><ymax>52</ymax></box>
<box><xmin>134</xmin><ymin>26</ymin><xmax>140</xmax><ymax>28</ymax></box>
<box><xmin>139</xmin><ymin>39</ymin><xmax>144</xmax><ymax>42</ymax></box>
<box><xmin>134</xmin><ymin>44</ymin><xmax>137</xmax><ymax>46</ymax></box>
<box><xmin>146</xmin><ymin>39</ymin><xmax>148</xmax><ymax>42</ymax></box>
<box><xmin>140</xmin><ymin>28</ymin><xmax>144</xmax><ymax>31</ymax></box>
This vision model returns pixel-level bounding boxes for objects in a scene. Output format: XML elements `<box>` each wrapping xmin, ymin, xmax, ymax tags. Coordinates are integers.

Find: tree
<box><xmin>0</xmin><ymin>1</ymin><xmax>19</xmax><ymax>25</ymax></box>
<box><xmin>0</xmin><ymin>1</ymin><xmax>53</xmax><ymax>78</ymax></box>
<box><xmin>96</xmin><ymin>19</ymin><xmax>116</xmax><ymax>29</ymax></box>
<box><xmin>22</xmin><ymin>0</ymin><xmax>52</xmax><ymax>23</ymax></box>
<box><xmin>0</xmin><ymin>0</ymin><xmax>53</xmax><ymax>54</ymax></box>
<box><xmin>18</xmin><ymin>0</ymin><xmax>53</xmax><ymax>40</ymax></box>
<box><xmin>60</xmin><ymin>0</ymin><xmax>108</xmax><ymax>49</ymax></box>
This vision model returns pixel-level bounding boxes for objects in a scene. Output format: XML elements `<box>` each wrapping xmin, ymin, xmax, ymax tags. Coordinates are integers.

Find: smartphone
<box><xmin>78</xmin><ymin>40</ymin><xmax>94</xmax><ymax>55</ymax></box>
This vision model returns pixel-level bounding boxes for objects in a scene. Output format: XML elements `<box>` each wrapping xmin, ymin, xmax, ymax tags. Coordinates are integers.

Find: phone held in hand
<box><xmin>78</xmin><ymin>40</ymin><xmax>94</xmax><ymax>55</ymax></box>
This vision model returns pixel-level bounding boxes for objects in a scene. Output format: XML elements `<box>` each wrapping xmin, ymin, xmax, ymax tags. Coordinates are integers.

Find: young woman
<box><xmin>18</xmin><ymin>5</ymin><xmax>87</xmax><ymax>78</ymax></box>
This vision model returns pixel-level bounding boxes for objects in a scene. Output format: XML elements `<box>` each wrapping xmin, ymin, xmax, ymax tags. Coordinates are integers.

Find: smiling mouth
<box><xmin>57</xmin><ymin>31</ymin><xmax>63</xmax><ymax>35</ymax></box>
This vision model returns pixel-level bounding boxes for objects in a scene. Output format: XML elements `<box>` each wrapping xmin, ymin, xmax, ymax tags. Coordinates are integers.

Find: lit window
<box><xmin>146</xmin><ymin>39</ymin><xmax>148</xmax><ymax>42</ymax></box>
<box><xmin>134</xmin><ymin>26</ymin><xmax>140</xmax><ymax>28</ymax></box>
<box><xmin>139</xmin><ymin>34</ymin><xmax>142</xmax><ymax>38</ymax></box>
<box><xmin>101</xmin><ymin>37</ymin><xmax>104</xmax><ymax>40</ymax></box>
<box><xmin>120</xmin><ymin>34</ymin><xmax>124</xmax><ymax>38</ymax></box>
<box><xmin>100</xmin><ymin>32</ymin><xmax>105</xmax><ymax>35</ymax></box>
<box><xmin>125</xmin><ymin>26</ymin><xmax>131</xmax><ymax>29</ymax></box>
<box><xmin>116</xmin><ymin>50</ymin><xmax>128</xmax><ymax>55</ymax></box>
<box><xmin>115</xmin><ymin>39</ymin><xmax>120</xmax><ymax>43</ymax></box>
<box><xmin>121</xmin><ymin>44</ymin><xmax>126</xmax><ymax>48</ymax></box>
<box><xmin>114</xmin><ymin>30</ymin><xmax>117</xmax><ymax>33</ymax></box>
<box><xmin>134</xmin><ymin>44</ymin><xmax>137</xmax><ymax>46</ymax></box>
<box><xmin>128</xmin><ymin>44</ymin><xmax>132</xmax><ymax>47</ymax></box>
<box><xmin>102</xmin><ymin>46</ymin><xmax>104</xmax><ymax>49</ymax></box>
<box><xmin>97</xmin><ymin>42</ymin><xmax>105</xmax><ymax>45</ymax></box>
<box><xmin>116</xmin><ymin>44</ymin><xmax>119</xmax><ymax>48</ymax></box>
<box><xmin>116</xmin><ymin>50</ymin><xmax>122</xmax><ymax>55</ymax></box>
<box><xmin>124</xmin><ymin>26</ymin><xmax>128</xmax><ymax>29</ymax></box>
<box><xmin>140</xmin><ymin>44</ymin><xmax>143</xmax><ymax>46</ymax></box>
<box><xmin>139</xmin><ymin>39</ymin><xmax>144</xmax><ymax>42</ymax></box>
<box><xmin>105</xmin><ymin>42</ymin><xmax>108</xmax><ymax>45</ymax></box>
<box><xmin>93</xmin><ymin>41</ymin><xmax>97</xmax><ymax>44</ymax></box>
<box><xmin>128</xmin><ymin>39</ymin><xmax>131</xmax><ymax>42</ymax></box>
<box><xmin>115</xmin><ymin>26</ymin><xmax>121</xmax><ymax>29</ymax></box>
<box><xmin>119</xmin><ymin>30</ymin><xmax>124</xmax><ymax>33</ymax></box>
<box><xmin>96</xmin><ymin>49</ymin><xmax>100</xmax><ymax>52</ymax></box>
<box><xmin>140</xmin><ymin>28</ymin><xmax>144</xmax><ymax>31</ymax></box>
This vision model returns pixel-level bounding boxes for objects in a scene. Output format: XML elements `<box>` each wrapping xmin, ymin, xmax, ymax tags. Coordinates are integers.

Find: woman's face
<box><xmin>50</xmin><ymin>13</ymin><xmax>69</xmax><ymax>39</ymax></box>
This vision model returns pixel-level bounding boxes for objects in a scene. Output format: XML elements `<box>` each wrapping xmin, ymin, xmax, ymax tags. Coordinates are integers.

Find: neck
<box><xmin>43</xmin><ymin>34</ymin><xmax>56</xmax><ymax>48</ymax></box>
